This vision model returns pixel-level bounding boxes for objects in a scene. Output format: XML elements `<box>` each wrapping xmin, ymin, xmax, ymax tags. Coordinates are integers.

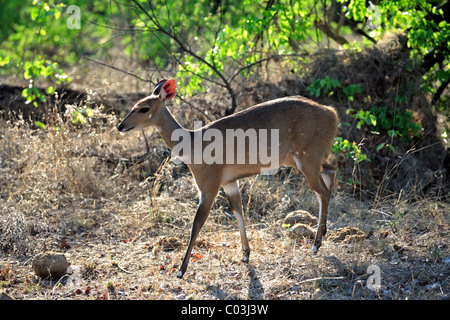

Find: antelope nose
<box><xmin>117</xmin><ymin>123</ymin><xmax>124</xmax><ymax>132</ymax></box>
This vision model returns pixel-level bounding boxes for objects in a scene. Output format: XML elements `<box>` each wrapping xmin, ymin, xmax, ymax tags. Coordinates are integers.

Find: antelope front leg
<box><xmin>222</xmin><ymin>181</ymin><xmax>250</xmax><ymax>262</ymax></box>
<box><xmin>177</xmin><ymin>191</ymin><xmax>217</xmax><ymax>279</ymax></box>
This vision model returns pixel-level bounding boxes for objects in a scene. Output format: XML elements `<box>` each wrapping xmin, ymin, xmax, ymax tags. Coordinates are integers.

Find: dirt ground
<box><xmin>0</xmin><ymin>103</ymin><xmax>449</xmax><ymax>300</ymax></box>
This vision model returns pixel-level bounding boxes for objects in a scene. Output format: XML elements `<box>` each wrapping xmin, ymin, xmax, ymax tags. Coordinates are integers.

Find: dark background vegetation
<box><xmin>1</xmin><ymin>0</ymin><xmax>449</xmax><ymax>197</ymax></box>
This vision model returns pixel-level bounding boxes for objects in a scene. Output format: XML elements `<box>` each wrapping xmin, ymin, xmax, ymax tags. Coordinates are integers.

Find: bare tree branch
<box><xmin>131</xmin><ymin>0</ymin><xmax>239</xmax><ymax>116</ymax></box>
<box><xmin>82</xmin><ymin>56</ymin><xmax>152</xmax><ymax>84</ymax></box>
<box><xmin>176</xmin><ymin>95</ymin><xmax>214</xmax><ymax>122</ymax></box>
<box><xmin>314</xmin><ymin>19</ymin><xmax>349</xmax><ymax>45</ymax></box>
<box><xmin>228</xmin><ymin>57</ymin><xmax>274</xmax><ymax>84</ymax></box>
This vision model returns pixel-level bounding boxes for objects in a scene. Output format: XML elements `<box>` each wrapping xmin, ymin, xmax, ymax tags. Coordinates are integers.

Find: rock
<box><xmin>288</xmin><ymin>223</ymin><xmax>315</xmax><ymax>239</ymax></box>
<box><xmin>176</xmin><ymin>293</ymin><xmax>186</xmax><ymax>299</ymax></box>
<box><xmin>284</xmin><ymin>210</ymin><xmax>318</xmax><ymax>227</ymax></box>
<box><xmin>0</xmin><ymin>292</ymin><xmax>15</xmax><ymax>300</ymax></box>
<box><xmin>327</xmin><ymin>227</ymin><xmax>366</xmax><ymax>244</ymax></box>
<box><xmin>32</xmin><ymin>252</ymin><xmax>69</xmax><ymax>278</ymax></box>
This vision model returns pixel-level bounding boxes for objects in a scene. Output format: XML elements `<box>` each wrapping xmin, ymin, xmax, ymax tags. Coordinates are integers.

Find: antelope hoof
<box><xmin>242</xmin><ymin>250</ymin><xmax>250</xmax><ymax>263</ymax></box>
<box><xmin>312</xmin><ymin>241</ymin><xmax>322</xmax><ymax>254</ymax></box>
<box><xmin>177</xmin><ymin>270</ymin><xmax>184</xmax><ymax>279</ymax></box>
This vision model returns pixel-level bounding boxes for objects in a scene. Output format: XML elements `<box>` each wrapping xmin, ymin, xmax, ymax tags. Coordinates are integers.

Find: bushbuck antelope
<box><xmin>117</xmin><ymin>79</ymin><xmax>339</xmax><ymax>278</ymax></box>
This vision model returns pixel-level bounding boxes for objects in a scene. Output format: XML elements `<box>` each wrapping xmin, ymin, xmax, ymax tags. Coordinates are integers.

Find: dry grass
<box><xmin>0</xmin><ymin>98</ymin><xmax>448</xmax><ymax>301</ymax></box>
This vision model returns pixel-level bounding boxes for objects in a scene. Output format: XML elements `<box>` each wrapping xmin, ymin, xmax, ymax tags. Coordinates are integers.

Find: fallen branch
<box><xmin>296</xmin><ymin>276</ymin><xmax>345</xmax><ymax>285</ymax></box>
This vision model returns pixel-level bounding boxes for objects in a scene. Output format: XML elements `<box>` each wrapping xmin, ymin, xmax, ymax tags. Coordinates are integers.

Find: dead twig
<box><xmin>82</xmin><ymin>56</ymin><xmax>152</xmax><ymax>84</ymax></box>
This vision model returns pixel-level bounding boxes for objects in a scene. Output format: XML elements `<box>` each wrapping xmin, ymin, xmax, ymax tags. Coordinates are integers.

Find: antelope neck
<box><xmin>154</xmin><ymin>106</ymin><xmax>188</xmax><ymax>150</ymax></box>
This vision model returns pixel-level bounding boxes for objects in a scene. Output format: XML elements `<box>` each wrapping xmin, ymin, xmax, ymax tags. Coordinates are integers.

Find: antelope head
<box><xmin>117</xmin><ymin>79</ymin><xmax>177</xmax><ymax>133</ymax></box>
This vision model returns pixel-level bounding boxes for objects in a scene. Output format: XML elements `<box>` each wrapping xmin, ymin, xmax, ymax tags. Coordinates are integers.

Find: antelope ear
<box><xmin>153</xmin><ymin>79</ymin><xmax>168</xmax><ymax>95</ymax></box>
<box><xmin>160</xmin><ymin>79</ymin><xmax>177</xmax><ymax>101</ymax></box>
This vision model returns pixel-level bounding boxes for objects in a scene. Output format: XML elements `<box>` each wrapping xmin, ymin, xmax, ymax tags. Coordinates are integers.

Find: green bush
<box><xmin>349</xmin><ymin>106</ymin><xmax>422</xmax><ymax>145</ymax></box>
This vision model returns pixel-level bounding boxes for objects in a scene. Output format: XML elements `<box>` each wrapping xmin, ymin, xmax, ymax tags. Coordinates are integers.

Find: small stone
<box><xmin>327</xmin><ymin>227</ymin><xmax>366</xmax><ymax>244</ymax></box>
<box><xmin>284</xmin><ymin>210</ymin><xmax>318</xmax><ymax>227</ymax></box>
<box><xmin>32</xmin><ymin>252</ymin><xmax>69</xmax><ymax>278</ymax></box>
<box><xmin>176</xmin><ymin>293</ymin><xmax>186</xmax><ymax>299</ymax></box>
<box><xmin>289</xmin><ymin>223</ymin><xmax>315</xmax><ymax>239</ymax></box>
<box><xmin>0</xmin><ymin>292</ymin><xmax>15</xmax><ymax>300</ymax></box>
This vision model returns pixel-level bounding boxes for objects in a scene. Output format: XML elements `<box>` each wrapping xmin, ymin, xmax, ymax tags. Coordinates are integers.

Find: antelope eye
<box><xmin>138</xmin><ymin>107</ymin><xmax>150</xmax><ymax>113</ymax></box>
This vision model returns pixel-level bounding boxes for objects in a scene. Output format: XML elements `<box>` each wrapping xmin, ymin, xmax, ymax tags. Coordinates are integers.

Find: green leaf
<box><xmin>387</xmin><ymin>129</ymin><xmax>397</xmax><ymax>137</ymax></box>
<box><xmin>369</xmin><ymin>114</ymin><xmax>377</xmax><ymax>127</ymax></box>
<box><xmin>376</xmin><ymin>143</ymin><xmax>385</xmax><ymax>151</ymax></box>
<box><xmin>54</xmin><ymin>9</ymin><xmax>61</xmax><ymax>19</ymax></box>
<box><xmin>72</xmin><ymin>111</ymin><xmax>86</xmax><ymax>125</ymax></box>
<box><xmin>46</xmin><ymin>86</ymin><xmax>55</xmax><ymax>95</ymax></box>
<box><xmin>22</xmin><ymin>88</ymin><xmax>31</xmax><ymax>98</ymax></box>
<box><xmin>34</xmin><ymin>121</ymin><xmax>47</xmax><ymax>130</ymax></box>
<box><xmin>31</xmin><ymin>7</ymin><xmax>39</xmax><ymax>21</ymax></box>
